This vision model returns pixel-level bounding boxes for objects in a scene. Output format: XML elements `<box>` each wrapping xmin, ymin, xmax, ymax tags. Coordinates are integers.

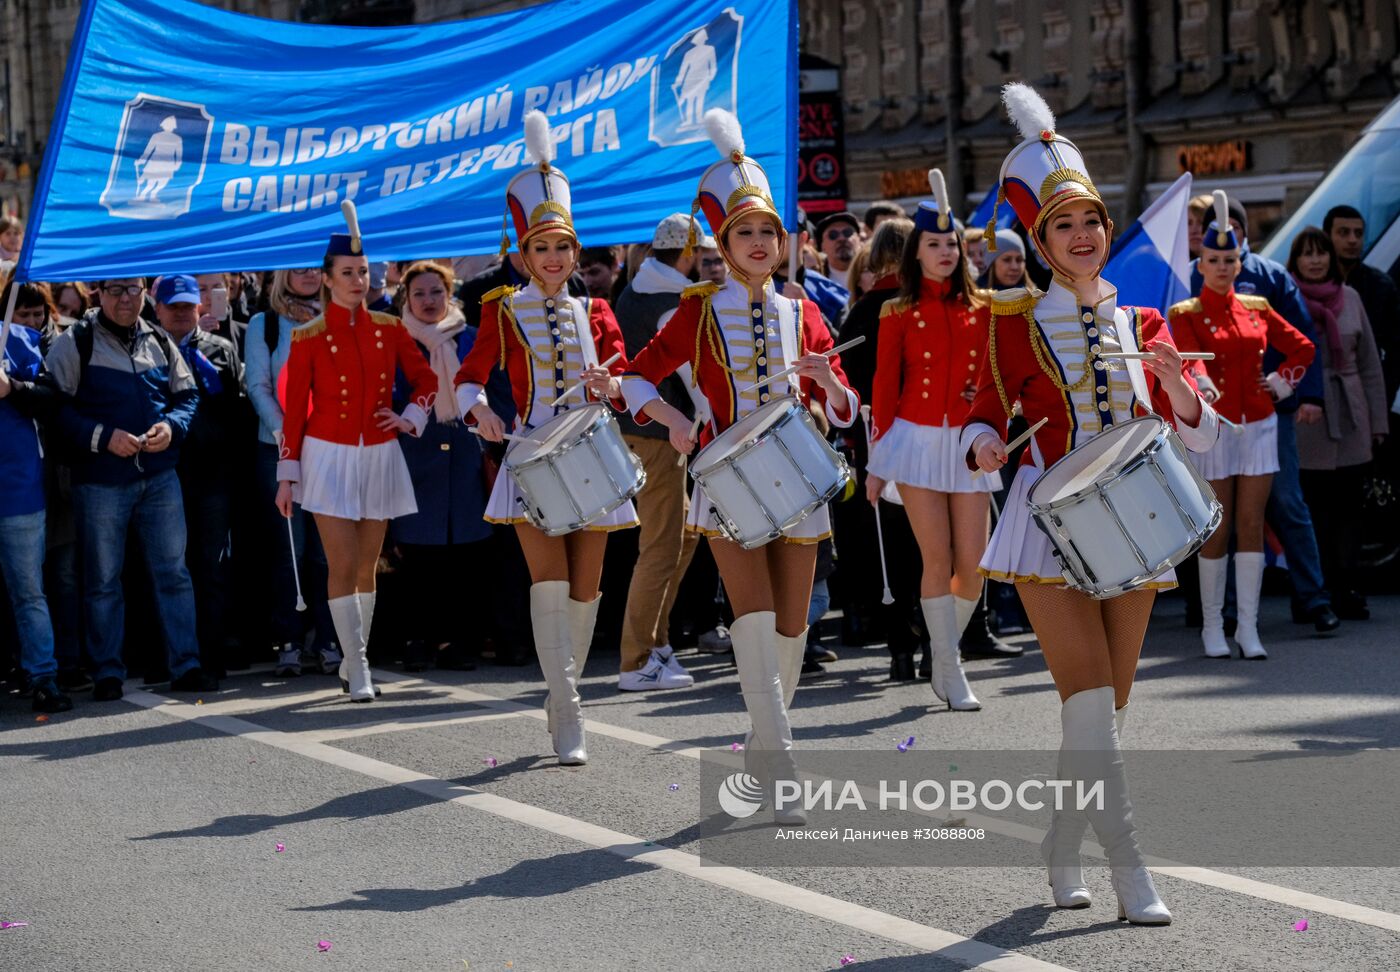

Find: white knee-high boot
<box><xmin>953</xmin><ymin>595</ymin><xmax>979</xmax><ymax>637</ymax></box>
<box><xmin>744</xmin><ymin>626</ymin><xmax>806</xmax><ymax>779</ymax></box>
<box><xmin>1233</xmin><ymin>552</ymin><xmax>1268</xmax><ymax>660</ymax></box>
<box><xmin>1042</xmin><ymin>703</ymin><xmax>1128</xmax><ymax>908</ymax></box>
<box><xmin>731</xmin><ymin>611</ymin><xmax>803</xmax><ymax>824</ymax></box>
<box><xmin>545</xmin><ymin>594</ymin><xmax>602</xmax><ymax>734</ymax></box>
<box><xmin>328</xmin><ymin>594</ymin><xmax>374</xmax><ymax>702</ymax></box>
<box><xmin>922</xmin><ymin>595</ymin><xmax>980</xmax><ymax>711</ymax></box>
<box><xmin>1060</xmin><ymin>687</ymin><xmax>1170</xmax><ymax>925</ymax></box>
<box><xmin>1198</xmin><ymin>556</ymin><xmax>1230</xmax><ymax>658</ymax></box>
<box><xmin>531</xmin><ymin>581</ymin><xmax>587</xmax><ymax>765</ymax></box>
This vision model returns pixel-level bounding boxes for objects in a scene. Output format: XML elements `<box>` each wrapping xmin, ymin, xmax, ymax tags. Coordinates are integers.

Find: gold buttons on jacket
<box><xmin>376</xmin><ymin>342</ymin><xmax>384</xmax><ymax>349</ymax></box>
<box><xmin>918</xmin><ymin>321</ymin><xmax>926</xmax><ymax>329</ymax></box>
<box><xmin>1082</xmin><ymin>312</ymin><xmax>1094</xmax><ymax>323</ymax></box>
<box><xmin>1087</xmin><ymin>328</ymin><xmax>1098</xmax><ymax>338</ymax></box>
<box><xmin>760</xmin><ymin>392</ymin><xmax>770</xmax><ymax>403</ymax></box>
<box><xmin>969</xmin><ymin>349</ymin><xmax>977</xmax><ymax>357</ymax></box>
<box><xmin>555</xmin><ymin>379</ymin><xmax>565</xmax><ymax>388</ymax></box>
<box><xmin>922</xmin><ymin>378</ymin><xmax>930</xmax><ymax>385</ymax></box>
<box><xmin>923</xmin><ymin>351</ymin><xmax>931</xmax><ymax>359</ymax></box>
<box><xmin>967</xmin><ymin>363</ymin><xmax>976</xmax><ymax>371</ymax></box>
<box><xmin>380</xmin><ymin>373</ymin><xmax>387</xmax><ymax>380</ymax></box>
<box><xmin>1097</xmin><ymin>385</ymin><xmax>1108</xmax><ymax>394</ymax></box>
<box><xmin>921</xmin><ymin>392</ymin><xmax>929</xmax><ymax>399</ymax></box>
<box><xmin>339</xmin><ymin>413</ymin><xmax>347</xmax><ymax>419</ymax></box>
<box><xmin>374</xmin><ymin>329</ymin><xmax>382</xmax><ymax>337</ymax></box>
<box><xmin>757</xmin><ymin>356</ymin><xmax>767</xmax><ymax>365</ymax></box>
<box><xmin>340</xmin><ymin>375</ymin><xmax>347</xmax><ymax>382</ymax></box>
<box><xmin>752</xmin><ymin>308</ymin><xmax>762</xmax><ymax>318</ymax></box>
<box><xmin>1098</xmin><ymin>401</ymin><xmax>1109</xmax><ymax>412</ymax></box>
<box><xmin>440</xmin><ymin>443</ymin><xmax>451</xmax><ymax>451</ymax></box>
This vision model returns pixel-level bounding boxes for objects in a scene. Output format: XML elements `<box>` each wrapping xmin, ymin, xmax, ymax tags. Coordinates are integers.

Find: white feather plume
<box><xmin>1212</xmin><ymin>189</ymin><xmax>1230</xmax><ymax>232</ymax></box>
<box><xmin>1001</xmin><ymin>82</ymin><xmax>1056</xmax><ymax>142</ymax></box>
<box><xmin>524</xmin><ymin>110</ymin><xmax>554</xmax><ymax>166</ymax></box>
<box><xmin>704</xmin><ymin>108</ymin><xmax>745</xmax><ymax>160</ymax></box>
<box><xmin>928</xmin><ymin>168</ymin><xmax>952</xmax><ymax>228</ymax></box>
<box><xmin>340</xmin><ymin>199</ymin><xmax>361</xmax><ymax>242</ymax></box>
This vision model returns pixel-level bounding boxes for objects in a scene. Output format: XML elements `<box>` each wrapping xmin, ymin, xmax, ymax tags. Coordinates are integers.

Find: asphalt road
<box><xmin>3</xmin><ymin>593</ymin><xmax>1398</xmax><ymax>971</ymax></box>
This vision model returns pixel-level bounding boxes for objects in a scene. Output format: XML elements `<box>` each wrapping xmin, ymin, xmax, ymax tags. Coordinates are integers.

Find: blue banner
<box><xmin>17</xmin><ymin>0</ymin><xmax>797</xmax><ymax>280</ymax></box>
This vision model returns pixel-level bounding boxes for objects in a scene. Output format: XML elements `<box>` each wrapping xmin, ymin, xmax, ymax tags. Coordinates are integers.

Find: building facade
<box><xmin>3</xmin><ymin>0</ymin><xmax>1396</xmax><ymax>236</ymax></box>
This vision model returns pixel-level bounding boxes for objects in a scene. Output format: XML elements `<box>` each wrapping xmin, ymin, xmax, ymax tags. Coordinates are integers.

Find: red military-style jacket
<box><xmin>1168</xmin><ymin>287</ymin><xmax>1315</xmax><ymax>424</ymax></box>
<box><xmin>453</xmin><ymin>285</ymin><xmax>629</xmax><ymax>423</ymax></box>
<box><xmin>870</xmin><ymin>279</ymin><xmax>990</xmax><ymax>440</ymax></box>
<box><xmin>625</xmin><ymin>280</ymin><xmax>858</xmax><ymax>446</ymax></box>
<box><xmin>277</xmin><ymin>303</ymin><xmax>438</xmax><ymax>481</ymax></box>
<box><xmin>963</xmin><ymin>291</ymin><xmax>1210</xmax><ymax>470</ymax></box>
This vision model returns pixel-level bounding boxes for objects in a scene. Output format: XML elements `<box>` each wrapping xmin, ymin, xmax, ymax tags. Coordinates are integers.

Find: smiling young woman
<box><xmin>962</xmin><ymin>83</ymin><xmax>1221</xmax><ymax>924</ymax></box>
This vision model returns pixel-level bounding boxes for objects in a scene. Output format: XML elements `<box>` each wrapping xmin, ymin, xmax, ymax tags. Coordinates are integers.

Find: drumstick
<box><xmin>1100</xmin><ymin>351</ymin><xmax>1214</xmax><ymax>360</ymax></box>
<box><xmin>551</xmin><ymin>351</ymin><xmax>623</xmax><ymax>405</ymax></box>
<box><xmin>744</xmin><ymin>335</ymin><xmax>866</xmax><ymax>393</ymax></box>
<box><xmin>971</xmin><ymin>416</ymin><xmax>1049</xmax><ymax>480</ymax></box>
<box><xmin>676</xmin><ymin>415</ymin><xmax>703</xmax><ymax>468</ymax></box>
<box><xmin>467</xmin><ymin>427</ymin><xmax>546</xmax><ymax>446</ymax></box>
<box><xmin>285</xmin><ymin>515</ymin><xmax>307</xmax><ymax>612</ymax></box>
<box><xmin>860</xmin><ymin>405</ymin><xmax>896</xmax><ymax>606</ymax></box>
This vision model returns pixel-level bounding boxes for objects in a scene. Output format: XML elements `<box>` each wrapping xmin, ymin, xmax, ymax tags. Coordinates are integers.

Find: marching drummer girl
<box><xmin>965</xmin><ymin>84</ymin><xmax>1218</xmax><ymax>923</ymax></box>
<box><xmin>866</xmin><ymin>168</ymin><xmax>996</xmax><ymax>713</ymax></box>
<box><xmin>453</xmin><ymin>110</ymin><xmax>634</xmax><ymax>767</ymax></box>
<box><xmin>276</xmin><ymin>202</ymin><xmax>440</xmax><ymax>702</ymax></box>
<box><xmin>622</xmin><ymin>109</ymin><xmax>859</xmax><ymax>822</ymax></box>
<box><xmin>1169</xmin><ymin>191</ymin><xmax>1315</xmax><ymax>660</ymax></box>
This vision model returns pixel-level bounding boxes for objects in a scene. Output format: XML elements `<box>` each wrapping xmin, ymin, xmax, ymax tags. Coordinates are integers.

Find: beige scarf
<box><xmin>400</xmin><ymin>304</ymin><xmax>467</xmax><ymax>423</ymax></box>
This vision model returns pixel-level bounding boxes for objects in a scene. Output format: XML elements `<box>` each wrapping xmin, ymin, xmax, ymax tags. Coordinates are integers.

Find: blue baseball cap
<box><xmin>155</xmin><ymin>274</ymin><xmax>200</xmax><ymax>305</ymax></box>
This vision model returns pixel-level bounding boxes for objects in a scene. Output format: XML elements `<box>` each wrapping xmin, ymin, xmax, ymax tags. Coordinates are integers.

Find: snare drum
<box><xmin>504</xmin><ymin>404</ymin><xmax>645</xmax><ymax>536</ymax></box>
<box><xmin>691</xmin><ymin>396</ymin><xmax>850</xmax><ymax>549</ymax></box>
<box><xmin>1027</xmin><ymin>415</ymin><xmax>1221</xmax><ymax>598</ymax></box>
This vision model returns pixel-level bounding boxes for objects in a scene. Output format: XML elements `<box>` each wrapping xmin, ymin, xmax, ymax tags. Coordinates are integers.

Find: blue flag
<box><xmin>1104</xmin><ymin>172</ymin><xmax>1195</xmax><ymax>314</ymax></box>
<box><xmin>17</xmin><ymin>0</ymin><xmax>797</xmax><ymax>280</ymax></box>
<box><xmin>969</xmin><ymin>184</ymin><xmax>1017</xmax><ymax>236</ymax></box>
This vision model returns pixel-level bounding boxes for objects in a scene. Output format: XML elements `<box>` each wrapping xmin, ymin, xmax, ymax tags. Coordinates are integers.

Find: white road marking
<box><xmin>125</xmin><ymin>690</ymin><xmax>1076</xmax><ymax>972</ymax></box>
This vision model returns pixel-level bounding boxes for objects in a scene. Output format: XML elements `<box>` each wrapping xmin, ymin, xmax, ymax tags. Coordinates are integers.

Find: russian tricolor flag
<box><xmin>1104</xmin><ymin>172</ymin><xmax>1195</xmax><ymax>314</ymax></box>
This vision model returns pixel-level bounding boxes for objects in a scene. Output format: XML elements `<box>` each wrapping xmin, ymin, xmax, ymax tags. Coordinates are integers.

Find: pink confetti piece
<box><xmin>839</xmin><ymin>955</ymin><xmax>856</xmax><ymax>966</ymax></box>
<box><xmin>0</xmin><ymin>921</ymin><xmax>30</xmax><ymax>930</ymax></box>
<box><xmin>668</xmin><ymin>783</ymin><xmax>680</xmax><ymax>792</ymax></box>
<box><xmin>34</xmin><ymin>715</ymin><xmax>48</xmax><ymax>723</ymax></box>
<box><xmin>316</xmin><ymin>940</ymin><xmax>332</xmax><ymax>952</ymax></box>
<box><xmin>730</xmin><ymin>742</ymin><xmax>744</xmax><ymax>752</ymax></box>
<box><xmin>275</xmin><ymin>842</ymin><xmax>285</xmax><ymax>853</ymax></box>
<box><xmin>483</xmin><ymin>757</ymin><xmax>498</xmax><ymax>768</ymax></box>
<box><xmin>1293</xmin><ymin>919</ymin><xmax>1308</xmax><ymax>931</ymax></box>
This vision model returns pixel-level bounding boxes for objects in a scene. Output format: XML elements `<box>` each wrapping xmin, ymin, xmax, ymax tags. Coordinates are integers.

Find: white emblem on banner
<box><xmin>100</xmin><ymin>93</ymin><xmax>214</xmax><ymax>221</ymax></box>
<box><xmin>649</xmin><ymin>9</ymin><xmax>743</xmax><ymax>147</ymax></box>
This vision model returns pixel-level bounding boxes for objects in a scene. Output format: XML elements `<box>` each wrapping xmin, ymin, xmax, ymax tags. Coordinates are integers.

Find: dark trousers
<box><xmin>1300</xmin><ymin>464</ymin><xmax>1368</xmax><ymax>598</ymax></box>
<box><xmin>395</xmin><ymin>540</ymin><xmax>492</xmax><ymax>647</ymax></box>
<box><xmin>180</xmin><ymin>476</ymin><xmax>232</xmax><ymax>672</ymax></box>
<box><xmin>255</xmin><ymin>442</ymin><xmax>335</xmax><ymax>652</ymax></box>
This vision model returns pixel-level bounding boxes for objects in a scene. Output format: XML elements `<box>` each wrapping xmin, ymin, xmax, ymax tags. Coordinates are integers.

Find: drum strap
<box><xmin>577</xmin><ymin>296</ymin><xmax>600</xmax><ymax>370</ymax></box>
<box><xmin>775</xmin><ymin>296</ymin><xmax>802</xmax><ymax>396</ymax></box>
<box><xmin>1114</xmin><ymin>307</ymin><xmax>1154</xmax><ymax>415</ymax></box>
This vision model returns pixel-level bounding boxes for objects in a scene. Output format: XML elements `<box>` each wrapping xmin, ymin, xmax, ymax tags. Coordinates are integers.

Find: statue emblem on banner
<box><xmin>100</xmin><ymin>94</ymin><xmax>213</xmax><ymax>221</ymax></box>
<box><xmin>649</xmin><ymin>9</ymin><xmax>742</xmax><ymax>147</ymax></box>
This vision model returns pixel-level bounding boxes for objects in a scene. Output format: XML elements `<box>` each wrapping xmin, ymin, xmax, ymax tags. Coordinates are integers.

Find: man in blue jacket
<box><xmin>0</xmin><ymin>303</ymin><xmax>71</xmax><ymax>712</ymax></box>
<box><xmin>1190</xmin><ymin>202</ymin><xmax>1339</xmax><ymax>633</ymax></box>
<box><xmin>45</xmin><ymin>277</ymin><xmax>215</xmax><ymax>700</ymax></box>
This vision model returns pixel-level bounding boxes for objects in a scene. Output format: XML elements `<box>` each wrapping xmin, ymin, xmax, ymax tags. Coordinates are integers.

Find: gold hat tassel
<box><xmin>983</xmin><ymin>187</ymin><xmax>1006</xmax><ymax>251</ymax></box>
<box><xmin>681</xmin><ymin>200</ymin><xmax>701</xmax><ymax>259</ymax></box>
<box><xmin>498</xmin><ymin>210</ymin><xmax>511</xmax><ymax>259</ymax></box>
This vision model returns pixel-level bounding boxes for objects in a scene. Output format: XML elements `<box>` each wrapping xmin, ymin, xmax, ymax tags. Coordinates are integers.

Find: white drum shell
<box><xmin>505</xmin><ymin>405</ymin><xmax>645</xmax><ymax>535</ymax></box>
<box><xmin>1028</xmin><ymin>416</ymin><xmax>1221</xmax><ymax>598</ymax></box>
<box><xmin>691</xmin><ymin>397</ymin><xmax>849</xmax><ymax>549</ymax></box>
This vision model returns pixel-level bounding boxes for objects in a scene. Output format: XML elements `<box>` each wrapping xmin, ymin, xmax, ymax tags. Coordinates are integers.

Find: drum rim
<box><xmin>505</xmin><ymin>402</ymin><xmax>614</xmax><ymax>471</ymax></box>
<box><xmin>692</xmin><ymin>395</ymin><xmax>804</xmax><ymax>477</ymax></box>
<box><xmin>1026</xmin><ymin>414</ymin><xmax>1168</xmax><ymax>514</ymax></box>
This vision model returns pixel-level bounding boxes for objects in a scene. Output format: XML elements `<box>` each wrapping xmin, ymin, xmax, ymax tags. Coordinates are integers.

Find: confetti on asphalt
<box><xmin>316</xmin><ymin>940</ymin><xmax>332</xmax><ymax>952</ymax></box>
<box><xmin>483</xmin><ymin>757</ymin><xmax>498</xmax><ymax>768</ymax></box>
<box><xmin>730</xmin><ymin>742</ymin><xmax>744</xmax><ymax>752</ymax></box>
<box><xmin>839</xmin><ymin>954</ymin><xmax>856</xmax><ymax>966</ymax></box>
<box><xmin>668</xmin><ymin>783</ymin><xmax>680</xmax><ymax>792</ymax></box>
<box><xmin>195</xmin><ymin>699</ymin><xmax>204</xmax><ymax>705</ymax></box>
<box><xmin>34</xmin><ymin>715</ymin><xmax>48</xmax><ymax>723</ymax></box>
<box><xmin>275</xmin><ymin>843</ymin><xmax>285</xmax><ymax>853</ymax></box>
<box><xmin>1293</xmin><ymin>919</ymin><xmax>1309</xmax><ymax>931</ymax></box>
<box><xmin>0</xmin><ymin>921</ymin><xmax>30</xmax><ymax>930</ymax></box>
<box><xmin>949</xmin><ymin>764</ymin><xmax>958</xmax><ymax>772</ymax></box>
<box><xmin>896</xmin><ymin>735</ymin><xmax>915</xmax><ymax>753</ymax></box>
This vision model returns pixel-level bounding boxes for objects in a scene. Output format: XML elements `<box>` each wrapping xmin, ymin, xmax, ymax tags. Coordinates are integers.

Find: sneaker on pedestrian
<box><xmin>275</xmin><ymin>644</ymin><xmax>302</xmax><ymax>677</ymax></box>
<box><xmin>170</xmin><ymin>668</ymin><xmax>220</xmax><ymax>692</ymax></box>
<box><xmin>810</xmin><ymin>644</ymin><xmax>838</xmax><ymax>663</ymax></box>
<box><xmin>319</xmin><ymin>646</ymin><xmax>344</xmax><ymax>675</ymax></box>
<box><xmin>618</xmin><ymin>653</ymin><xmax>693</xmax><ymax>691</ymax></box>
<box><xmin>697</xmin><ymin>625</ymin><xmax>732</xmax><ymax>653</ymax></box>
<box><xmin>652</xmin><ymin>646</ymin><xmax>695</xmax><ymax>686</ymax></box>
<box><xmin>92</xmin><ymin>677</ymin><xmax>124</xmax><ymax>702</ymax></box>
<box><xmin>800</xmin><ymin>657</ymin><xmax>826</xmax><ymax>678</ymax></box>
<box><xmin>31</xmin><ymin>678</ymin><xmax>74</xmax><ymax>714</ymax></box>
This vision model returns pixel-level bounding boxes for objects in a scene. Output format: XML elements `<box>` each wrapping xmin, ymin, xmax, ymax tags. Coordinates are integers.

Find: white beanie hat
<box><xmin>653</xmin><ymin>212</ymin><xmax>715</xmax><ymax>250</ymax></box>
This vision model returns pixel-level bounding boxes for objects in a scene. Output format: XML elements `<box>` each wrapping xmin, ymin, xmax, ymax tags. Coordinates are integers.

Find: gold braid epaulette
<box><xmin>990</xmin><ymin>287</ymin><xmax>1039</xmax><ymax>317</ymax></box>
<box><xmin>290</xmin><ymin>317</ymin><xmax>326</xmax><ymax>342</ymax></box>
<box><xmin>879</xmin><ymin>297</ymin><xmax>908</xmax><ymax>318</ymax></box>
<box><xmin>368</xmin><ymin>310</ymin><xmax>401</xmax><ymax>328</ymax></box>
<box><xmin>483</xmin><ymin>285</ymin><xmax>522</xmax><ymax>370</ymax></box>
<box><xmin>1237</xmin><ymin>294</ymin><xmax>1271</xmax><ymax>311</ymax></box>
<box><xmin>1168</xmin><ymin>297</ymin><xmax>1201</xmax><ymax>318</ymax></box>
<box><xmin>682</xmin><ymin>281</ymin><xmax>722</xmax><ymax>300</ymax></box>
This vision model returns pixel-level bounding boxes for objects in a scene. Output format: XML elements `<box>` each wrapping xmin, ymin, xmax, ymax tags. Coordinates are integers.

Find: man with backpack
<box><xmin>44</xmin><ymin>276</ymin><xmax>213</xmax><ymax>701</ymax></box>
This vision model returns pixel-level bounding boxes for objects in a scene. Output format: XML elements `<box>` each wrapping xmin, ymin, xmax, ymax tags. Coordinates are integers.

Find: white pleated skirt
<box><xmin>980</xmin><ymin>464</ymin><xmax>1178</xmax><ymax>589</ymax></box>
<box><xmin>868</xmin><ymin>419</ymin><xmax>1001</xmax><ymax>493</ymax></box>
<box><xmin>484</xmin><ymin>468</ymin><xmax>639</xmax><ymax>532</ymax></box>
<box><xmin>687</xmin><ymin>483</ymin><xmax>831</xmax><ymax>544</ymax></box>
<box><xmin>295</xmin><ymin>437</ymin><xmax>418</xmax><ymax>521</ymax></box>
<box><xmin>1189</xmin><ymin>413</ymin><xmax>1279</xmax><ymax>480</ymax></box>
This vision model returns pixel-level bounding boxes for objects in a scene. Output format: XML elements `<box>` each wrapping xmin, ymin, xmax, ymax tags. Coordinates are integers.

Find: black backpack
<box><xmin>70</xmin><ymin>315</ymin><xmax>178</xmax><ymax>378</ymax></box>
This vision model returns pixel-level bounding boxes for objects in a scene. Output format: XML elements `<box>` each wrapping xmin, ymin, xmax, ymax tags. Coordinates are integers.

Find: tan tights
<box><xmin>1016</xmin><ymin>583</ymin><xmax>1156</xmax><ymax>710</ymax></box>
<box><xmin>314</xmin><ymin>515</ymin><xmax>388</xmax><ymax>599</ymax></box>
<box><xmin>514</xmin><ymin>524</ymin><xmax>609</xmax><ymax>602</ymax></box>
<box><xmin>708</xmin><ymin>537</ymin><xmax>817</xmax><ymax>638</ymax></box>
